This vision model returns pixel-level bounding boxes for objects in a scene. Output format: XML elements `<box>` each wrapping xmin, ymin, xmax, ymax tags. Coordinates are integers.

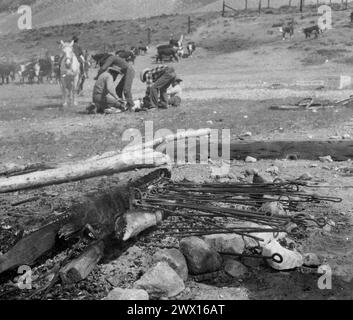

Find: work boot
<box><xmin>86</xmin><ymin>103</ymin><xmax>96</xmax><ymax>114</ymax></box>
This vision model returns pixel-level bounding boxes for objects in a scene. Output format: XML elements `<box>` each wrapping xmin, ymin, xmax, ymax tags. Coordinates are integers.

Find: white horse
<box><xmin>59</xmin><ymin>40</ymin><xmax>80</xmax><ymax>107</ymax></box>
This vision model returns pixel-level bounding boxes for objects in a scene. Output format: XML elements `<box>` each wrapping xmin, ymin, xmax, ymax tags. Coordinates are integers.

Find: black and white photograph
<box><xmin>0</xmin><ymin>0</ymin><xmax>352</xmax><ymax>305</ymax></box>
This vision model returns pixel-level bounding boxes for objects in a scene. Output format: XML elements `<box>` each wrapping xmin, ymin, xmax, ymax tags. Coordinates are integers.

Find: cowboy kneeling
<box><xmin>140</xmin><ymin>65</ymin><xmax>179</xmax><ymax>109</ymax></box>
<box><xmin>89</xmin><ymin>66</ymin><xmax>125</xmax><ymax>114</ymax></box>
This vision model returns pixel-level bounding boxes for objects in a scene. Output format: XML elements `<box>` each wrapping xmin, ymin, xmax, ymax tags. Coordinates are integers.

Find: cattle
<box><xmin>0</xmin><ymin>63</ymin><xmax>16</xmax><ymax>84</ymax></box>
<box><xmin>303</xmin><ymin>25</ymin><xmax>322</xmax><ymax>39</ymax></box>
<box><xmin>116</xmin><ymin>50</ymin><xmax>136</xmax><ymax>64</ymax></box>
<box><xmin>138</xmin><ymin>46</ymin><xmax>149</xmax><ymax>55</ymax></box>
<box><xmin>37</xmin><ymin>58</ymin><xmax>54</xmax><ymax>83</ymax></box>
<box><xmin>186</xmin><ymin>42</ymin><xmax>196</xmax><ymax>57</ymax></box>
<box><xmin>156</xmin><ymin>46</ymin><xmax>179</xmax><ymax>63</ymax></box>
<box><xmin>279</xmin><ymin>24</ymin><xmax>294</xmax><ymax>40</ymax></box>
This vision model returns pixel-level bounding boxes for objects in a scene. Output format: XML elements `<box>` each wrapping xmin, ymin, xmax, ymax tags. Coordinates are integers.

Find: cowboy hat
<box><xmin>140</xmin><ymin>68</ymin><xmax>151</xmax><ymax>82</ymax></box>
<box><xmin>174</xmin><ymin>77</ymin><xmax>183</xmax><ymax>83</ymax></box>
<box><xmin>72</xmin><ymin>35</ymin><xmax>79</xmax><ymax>42</ymax></box>
<box><xmin>108</xmin><ymin>65</ymin><xmax>121</xmax><ymax>73</ymax></box>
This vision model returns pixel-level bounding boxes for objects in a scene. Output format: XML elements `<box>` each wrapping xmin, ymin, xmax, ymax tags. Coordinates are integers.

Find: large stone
<box><xmin>104</xmin><ymin>288</ymin><xmax>149</xmax><ymax>300</ymax></box>
<box><xmin>134</xmin><ymin>262</ymin><xmax>185</xmax><ymax>299</ymax></box>
<box><xmin>262</xmin><ymin>240</ymin><xmax>303</xmax><ymax>271</ymax></box>
<box><xmin>203</xmin><ymin>233</ymin><xmax>245</xmax><ymax>255</ymax></box>
<box><xmin>179</xmin><ymin>237</ymin><xmax>223</xmax><ymax>275</ymax></box>
<box><xmin>152</xmin><ymin>248</ymin><xmax>188</xmax><ymax>281</ymax></box>
<box><xmin>224</xmin><ymin>259</ymin><xmax>248</xmax><ymax>278</ymax></box>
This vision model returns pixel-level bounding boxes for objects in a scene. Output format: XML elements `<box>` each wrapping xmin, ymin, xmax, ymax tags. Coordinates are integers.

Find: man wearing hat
<box><xmin>167</xmin><ymin>77</ymin><xmax>183</xmax><ymax>107</ymax></box>
<box><xmin>72</xmin><ymin>36</ymin><xmax>85</xmax><ymax>76</ymax></box>
<box><xmin>140</xmin><ymin>65</ymin><xmax>178</xmax><ymax>109</ymax></box>
<box><xmin>95</xmin><ymin>54</ymin><xmax>135</xmax><ymax>111</ymax></box>
<box><xmin>90</xmin><ymin>65</ymin><xmax>125</xmax><ymax>114</ymax></box>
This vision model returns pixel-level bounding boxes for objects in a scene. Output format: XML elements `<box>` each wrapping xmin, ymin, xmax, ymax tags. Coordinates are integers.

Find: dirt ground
<box><xmin>1</xmin><ymin>7</ymin><xmax>353</xmax><ymax>300</ymax></box>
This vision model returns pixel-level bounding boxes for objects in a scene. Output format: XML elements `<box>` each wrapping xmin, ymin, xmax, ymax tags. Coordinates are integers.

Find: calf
<box><xmin>139</xmin><ymin>46</ymin><xmax>148</xmax><ymax>55</ymax></box>
<box><xmin>279</xmin><ymin>24</ymin><xmax>294</xmax><ymax>40</ymax></box>
<box><xmin>156</xmin><ymin>47</ymin><xmax>179</xmax><ymax>63</ymax></box>
<box><xmin>303</xmin><ymin>25</ymin><xmax>322</xmax><ymax>39</ymax></box>
<box><xmin>187</xmin><ymin>42</ymin><xmax>196</xmax><ymax>57</ymax></box>
<box><xmin>0</xmin><ymin>63</ymin><xmax>16</xmax><ymax>84</ymax></box>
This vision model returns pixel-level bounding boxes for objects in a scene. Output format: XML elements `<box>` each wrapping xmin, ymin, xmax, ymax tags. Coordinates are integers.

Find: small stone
<box><xmin>266</xmin><ymin>166</ymin><xmax>279</xmax><ymax>175</ymax></box>
<box><xmin>240</xmin><ymin>132</ymin><xmax>252</xmax><ymax>138</ymax></box>
<box><xmin>203</xmin><ymin>233</ymin><xmax>245</xmax><ymax>255</ymax></box>
<box><xmin>260</xmin><ymin>202</ymin><xmax>287</xmax><ymax>216</ymax></box>
<box><xmin>323</xmin><ymin>225</ymin><xmax>332</xmax><ymax>232</ymax></box>
<box><xmin>134</xmin><ymin>262</ymin><xmax>185</xmax><ymax>299</ymax></box>
<box><xmin>179</xmin><ymin>237</ymin><xmax>223</xmax><ymax>275</ymax></box>
<box><xmin>319</xmin><ymin>155</ymin><xmax>333</xmax><ymax>163</ymax></box>
<box><xmin>298</xmin><ymin>172</ymin><xmax>313</xmax><ymax>181</ymax></box>
<box><xmin>253</xmin><ymin>172</ymin><xmax>273</xmax><ymax>184</ymax></box>
<box><xmin>245</xmin><ymin>156</ymin><xmax>257</xmax><ymax>163</ymax></box>
<box><xmin>303</xmin><ymin>253</ymin><xmax>321</xmax><ymax>267</ymax></box>
<box><xmin>329</xmin><ymin>136</ymin><xmax>341</xmax><ymax>140</ymax></box>
<box><xmin>309</xmin><ymin>164</ymin><xmax>318</xmax><ymax>168</ymax></box>
<box><xmin>152</xmin><ymin>248</ymin><xmax>188</xmax><ymax>281</ymax></box>
<box><xmin>224</xmin><ymin>260</ymin><xmax>248</xmax><ymax>278</ymax></box>
<box><xmin>104</xmin><ymin>288</ymin><xmax>149</xmax><ymax>300</ymax></box>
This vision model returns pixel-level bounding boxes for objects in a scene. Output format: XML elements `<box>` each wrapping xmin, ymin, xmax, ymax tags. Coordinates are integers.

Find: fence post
<box><xmin>222</xmin><ymin>0</ymin><xmax>225</xmax><ymax>17</ymax></box>
<box><xmin>258</xmin><ymin>0</ymin><xmax>261</xmax><ymax>13</ymax></box>
<box><xmin>289</xmin><ymin>0</ymin><xmax>292</xmax><ymax>7</ymax></box>
<box><xmin>300</xmin><ymin>0</ymin><xmax>303</xmax><ymax>12</ymax></box>
<box><xmin>245</xmin><ymin>0</ymin><xmax>248</xmax><ymax>10</ymax></box>
<box><xmin>268</xmin><ymin>0</ymin><xmax>270</xmax><ymax>8</ymax></box>
<box><xmin>147</xmin><ymin>27</ymin><xmax>151</xmax><ymax>45</ymax></box>
<box><xmin>188</xmin><ymin>16</ymin><xmax>191</xmax><ymax>33</ymax></box>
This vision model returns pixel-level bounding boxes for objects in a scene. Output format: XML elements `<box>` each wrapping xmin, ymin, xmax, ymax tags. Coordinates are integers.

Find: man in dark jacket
<box><xmin>95</xmin><ymin>54</ymin><xmax>135</xmax><ymax>111</ymax></box>
<box><xmin>140</xmin><ymin>65</ymin><xmax>178</xmax><ymax>109</ymax></box>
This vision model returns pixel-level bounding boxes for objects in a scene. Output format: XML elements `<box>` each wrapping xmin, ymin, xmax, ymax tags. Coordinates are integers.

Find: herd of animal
<box><xmin>279</xmin><ymin>22</ymin><xmax>325</xmax><ymax>40</ymax></box>
<box><xmin>0</xmin><ymin>55</ymin><xmax>63</xmax><ymax>85</ymax></box>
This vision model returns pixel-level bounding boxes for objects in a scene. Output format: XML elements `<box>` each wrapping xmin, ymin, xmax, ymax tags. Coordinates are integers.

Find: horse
<box><xmin>59</xmin><ymin>40</ymin><xmax>80</xmax><ymax>107</ymax></box>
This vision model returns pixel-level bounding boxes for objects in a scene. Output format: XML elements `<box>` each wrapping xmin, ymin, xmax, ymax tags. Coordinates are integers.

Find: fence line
<box><xmin>221</xmin><ymin>0</ymin><xmax>350</xmax><ymax>16</ymax></box>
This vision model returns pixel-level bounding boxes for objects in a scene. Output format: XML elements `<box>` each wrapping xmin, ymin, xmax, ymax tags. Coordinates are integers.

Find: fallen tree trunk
<box><xmin>59</xmin><ymin>240</ymin><xmax>105</xmax><ymax>284</ymax></box>
<box><xmin>227</xmin><ymin>140</ymin><xmax>353</xmax><ymax>161</ymax></box>
<box><xmin>0</xmin><ymin>149</ymin><xmax>169</xmax><ymax>194</ymax></box>
<box><xmin>178</xmin><ymin>140</ymin><xmax>353</xmax><ymax>162</ymax></box>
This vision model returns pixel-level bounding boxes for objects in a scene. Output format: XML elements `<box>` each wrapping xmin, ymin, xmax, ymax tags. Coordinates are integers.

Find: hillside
<box><xmin>1</xmin><ymin>0</ymin><xmax>352</xmax><ymax>35</ymax></box>
<box><xmin>0</xmin><ymin>0</ymin><xmax>217</xmax><ymax>34</ymax></box>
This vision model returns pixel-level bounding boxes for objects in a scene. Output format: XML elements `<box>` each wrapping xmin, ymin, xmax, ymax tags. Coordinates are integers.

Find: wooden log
<box><xmin>172</xmin><ymin>140</ymin><xmax>353</xmax><ymax>162</ymax></box>
<box><xmin>227</xmin><ymin>140</ymin><xmax>353</xmax><ymax>161</ymax></box>
<box><xmin>59</xmin><ymin>240</ymin><xmax>105</xmax><ymax>284</ymax></box>
<box><xmin>0</xmin><ymin>149</ymin><xmax>170</xmax><ymax>194</ymax></box>
<box><xmin>0</xmin><ymin>222</ymin><xmax>63</xmax><ymax>274</ymax></box>
<box><xmin>115</xmin><ymin>210</ymin><xmax>164</xmax><ymax>241</ymax></box>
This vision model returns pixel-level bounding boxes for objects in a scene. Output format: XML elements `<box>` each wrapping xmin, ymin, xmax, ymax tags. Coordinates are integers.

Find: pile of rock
<box><xmin>104</xmin><ymin>228</ymin><xmax>321</xmax><ymax>300</ymax></box>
